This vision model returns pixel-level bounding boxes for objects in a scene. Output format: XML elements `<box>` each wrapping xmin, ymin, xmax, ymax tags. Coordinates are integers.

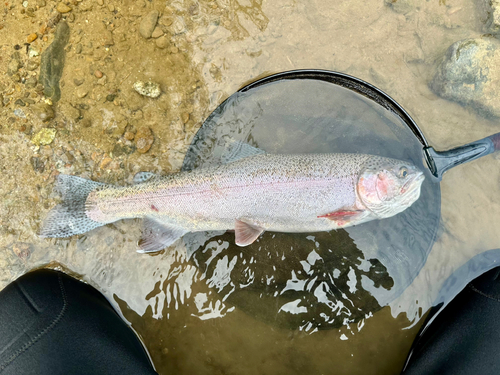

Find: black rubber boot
<box><xmin>0</xmin><ymin>269</ymin><xmax>157</xmax><ymax>375</ymax></box>
<box><xmin>402</xmin><ymin>266</ymin><xmax>500</xmax><ymax>375</ymax></box>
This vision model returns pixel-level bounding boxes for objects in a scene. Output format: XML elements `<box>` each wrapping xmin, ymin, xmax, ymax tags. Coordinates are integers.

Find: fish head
<box><xmin>357</xmin><ymin>156</ymin><xmax>425</xmax><ymax>219</ymax></box>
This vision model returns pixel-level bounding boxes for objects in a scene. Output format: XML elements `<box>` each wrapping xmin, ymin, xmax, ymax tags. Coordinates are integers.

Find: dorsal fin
<box><xmin>221</xmin><ymin>140</ymin><xmax>266</xmax><ymax>164</ymax></box>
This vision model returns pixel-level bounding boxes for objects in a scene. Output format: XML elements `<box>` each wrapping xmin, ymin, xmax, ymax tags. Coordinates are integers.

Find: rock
<box><xmin>133</xmin><ymin>80</ymin><xmax>161</xmax><ymax>98</ymax></box>
<box><xmin>32</xmin><ymin>103</ymin><xmax>55</xmax><ymax>121</ymax></box>
<box><xmin>101</xmin><ymin>30</ymin><xmax>114</xmax><ymax>46</ymax></box>
<box><xmin>155</xmin><ymin>35</ymin><xmax>168</xmax><ymax>48</ymax></box>
<box><xmin>97</xmin><ymin>0</ymin><xmax>104</xmax><ymax>5</ymax></box>
<box><xmin>7</xmin><ymin>59</ymin><xmax>21</xmax><ymax>75</ymax></box>
<box><xmin>171</xmin><ymin>17</ymin><xmax>187</xmax><ymax>35</ymax></box>
<box><xmin>11</xmin><ymin>242</ymin><xmax>34</xmax><ymax>261</ymax></box>
<box><xmin>100</xmin><ymin>156</ymin><xmax>112</xmax><ymax>169</ymax></box>
<box><xmin>60</xmin><ymin>103</ymin><xmax>81</xmax><ymax>122</ymax></box>
<box><xmin>27</xmin><ymin>33</ymin><xmax>38</xmax><ymax>43</ymax></box>
<box><xmin>139</xmin><ymin>10</ymin><xmax>159</xmax><ymax>39</ymax></box>
<box><xmin>112</xmin><ymin>142</ymin><xmax>136</xmax><ymax>156</ymax></box>
<box><xmin>76</xmin><ymin>87</ymin><xmax>88</xmax><ymax>98</ymax></box>
<box><xmin>181</xmin><ymin>112</ymin><xmax>190</xmax><ymax>124</ymax></box>
<box><xmin>75</xmin><ymin>43</ymin><xmax>83</xmax><ymax>54</ymax></box>
<box><xmin>31</xmin><ymin>128</ymin><xmax>57</xmax><ymax>145</ymax></box>
<box><xmin>124</xmin><ymin>131</ymin><xmax>135</xmax><ymax>140</ymax></box>
<box><xmin>483</xmin><ymin>0</ymin><xmax>500</xmax><ymax>34</ymax></box>
<box><xmin>14</xmin><ymin>109</ymin><xmax>26</xmax><ymax>118</ymax></box>
<box><xmin>39</xmin><ymin>22</ymin><xmax>70</xmax><ymax>102</ymax></box>
<box><xmin>56</xmin><ymin>2</ymin><xmax>72</xmax><ymax>13</ymax></box>
<box><xmin>385</xmin><ymin>0</ymin><xmax>414</xmax><ymax>14</ymax></box>
<box><xmin>25</xmin><ymin>76</ymin><xmax>38</xmax><ymax>88</ymax></box>
<box><xmin>151</xmin><ymin>26</ymin><xmax>164</xmax><ymax>38</ymax></box>
<box><xmin>73</xmin><ymin>78</ymin><xmax>84</xmax><ymax>86</ymax></box>
<box><xmin>135</xmin><ymin>127</ymin><xmax>154</xmax><ymax>153</ymax></box>
<box><xmin>30</xmin><ymin>156</ymin><xmax>45</xmax><ymax>173</ymax></box>
<box><xmin>15</xmin><ymin>99</ymin><xmax>26</xmax><ymax>107</ymax></box>
<box><xmin>81</xmin><ymin>118</ymin><xmax>92</xmax><ymax>127</ymax></box>
<box><xmin>25</xmin><ymin>60</ymin><xmax>39</xmax><ymax>71</ymax></box>
<box><xmin>430</xmin><ymin>38</ymin><xmax>500</xmax><ymax>119</ymax></box>
<box><xmin>94</xmin><ymin>70</ymin><xmax>103</xmax><ymax>78</ymax></box>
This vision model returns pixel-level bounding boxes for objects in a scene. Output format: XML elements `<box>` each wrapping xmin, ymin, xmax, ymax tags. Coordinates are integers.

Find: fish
<box><xmin>39</xmin><ymin>143</ymin><xmax>425</xmax><ymax>253</ymax></box>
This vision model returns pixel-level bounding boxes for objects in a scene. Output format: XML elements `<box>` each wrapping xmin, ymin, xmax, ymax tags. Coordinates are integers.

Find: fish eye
<box><xmin>399</xmin><ymin>167</ymin><xmax>408</xmax><ymax>178</ymax></box>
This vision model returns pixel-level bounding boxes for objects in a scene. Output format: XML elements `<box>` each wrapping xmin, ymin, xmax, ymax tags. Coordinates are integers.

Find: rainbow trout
<box><xmin>40</xmin><ymin>145</ymin><xmax>425</xmax><ymax>253</ymax></box>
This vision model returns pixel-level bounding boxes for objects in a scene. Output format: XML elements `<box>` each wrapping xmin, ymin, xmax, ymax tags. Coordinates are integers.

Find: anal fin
<box><xmin>234</xmin><ymin>219</ymin><xmax>264</xmax><ymax>247</ymax></box>
<box><xmin>137</xmin><ymin>217</ymin><xmax>187</xmax><ymax>253</ymax></box>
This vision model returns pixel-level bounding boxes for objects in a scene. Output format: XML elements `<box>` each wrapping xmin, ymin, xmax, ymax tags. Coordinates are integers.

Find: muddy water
<box><xmin>1</xmin><ymin>0</ymin><xmax>500</xmax><ymax>374</ymax></box>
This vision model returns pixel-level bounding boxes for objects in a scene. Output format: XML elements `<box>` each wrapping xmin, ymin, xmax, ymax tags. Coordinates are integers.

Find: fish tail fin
<box><xmin>39</xmin><ymin>174</ymin><xmax>108</xmax><ymax>238</ymax></box>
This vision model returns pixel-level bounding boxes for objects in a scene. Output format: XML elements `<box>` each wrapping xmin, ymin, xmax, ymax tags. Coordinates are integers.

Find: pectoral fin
<box><xmin>137</xmin><ymin>217</ymin><xmax>187</xmax><ymax>253</ymax></box>
<box><xmin>234</xmin><ymin>220</ymin><xmax>264</xmax><ymax>247</ymax></box>
<box><xmin>318</xmin><ymin>210</ymin><xmax>364</xmax><ymax>224</ymax></box>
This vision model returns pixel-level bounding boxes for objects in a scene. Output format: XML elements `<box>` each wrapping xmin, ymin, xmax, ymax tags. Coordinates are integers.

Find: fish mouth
<box><xmin>401</xmin><ymin>172</ymin><xmax>425</xmax><ymax>194</ymax></box>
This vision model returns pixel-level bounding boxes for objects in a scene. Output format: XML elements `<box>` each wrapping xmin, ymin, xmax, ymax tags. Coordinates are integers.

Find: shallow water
<box><xmin>1</xmin><ymin>0</ymin><xmax>500</xmax><ymax>373</ymax></box>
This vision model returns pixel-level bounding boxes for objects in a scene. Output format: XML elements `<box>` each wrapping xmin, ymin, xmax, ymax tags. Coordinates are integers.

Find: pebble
<box><xmin>100</xmin><ymin>156</ymin><xmax>112</xmax><ymax>169</ymax></box>
<box><xmin>60</xmin><ymin>103</ymin><xmax>81</xmax><ymax>122</ymax></box>
<box><xmin>135</xmin><ymin>127</ymin><xmax>154</xmax><ymax>153</ymax></box>
<box><xmin>170</xmin><ymin>46</ymin><xmax>179</xmax><ymax>54</ymax></box>
<box><xmin>97</xmin><ymin>0</ymin><xmax>104</xmax><ymax>5</ymax></box>
<box><xmin>81</xmin><ymin>118</ymin><xmax>92</xmax><ymax>127</ymax></box>
<box><xmin>133</xmin><ymin>80</ymin><xmax>161</xmax><ymax>98</ymax></box>
<box><xmin>26</xmin><ymin>60</ymin><xmax>39</xmax><ymax>71</ymax></box>
<box><xmin>29</xmin><ymin>47</ymin><xmax>40</xmax><ymax>58</ymax></box>
<box><xmin>181</xmin><ymin>112</ymin><xmax>190</xmax><ymax>124</ymax></box>
<box><xmin>31</xmin><ymin>128</ymin><xmax>57</xmax><ymax>145</ymax></box>
<box><xmin>94</xmin><ymin>70</ymin><xmax>103</xmax><ymax>78</ymax></box>
<box><xmin>7</xmin><ymin>59</ymin><xmax>21</xmax><ymax>75</ymax></box>
<box><xmin>31</xmin><ymin>103</ymin><xmax>55</xmax><ymax>121</ymax></box>
<box><xmin>101</xmin><ymin>30</ymin><xmax>114</xmax><ymax>46</ymax></box>
<box><xmin>15</xmin><ymin>99</ymin><xmax>26</xmax><ymax>107</ymax></box>
<box><xmin>139</xmin><ymin>10</ymin><xmax>159</xmax><ymax>39</ymax></box>
<box><xmin>112</xmin><ymin>142</ymin><xmax>136</xmax><ymax>156</ymax></box>
<box><xmin>108</xmin><ymin>4</ymin><xmax>115</xmax><ymax>12</ymax></box>
<box><xmin>11</xmin><ymin>243</ymin><xmax>34</xmax><ymax>261</ymax></box>
<box><xmin>27</xmin><ymin>33</ymin><xmax>38</xmax><ymax>43</ymax></box>
<box><xmin>37</xmin><ymin>0</ymin><xmax>46</xmax><ymax>7</ymax></box>
<box><xmin>25</xmin><ymin>76</ymin><xmax>37</xmax><ymax>88</ymax></box>
<box><xmin>151</xmin><ymin>26</ymin><xmax>164</xmax><ymax>38</ymax></box>
<box><xmin>14</xmin><ymin>108</ymin><xmax>26</xmax><ymax>118</ymax></box>
<box><xmin>76</xmin><ymin>87</ymin><xmax>88</xmax><ymax>98</ymax></box>
<box><xmin>73</xmin><ymin>78</ymin><xmax>84</xmax><ymax>86</ymax></box>
<box><xmin>56</xmin><ymin>2</ymin><xmax>72</xmax><ymax>13</ymax></box>
<box><xmin>155</xmin><ymin>35</ymin><xmax>168</xmax><ymax>49</ymax></box>
<box><xmin>30</xmin><ymin>156</ymin><xmax>45</xmax><ymax>173</ymax></box>
<box><xmin>75</xmin><ymin>43</ymin><xmax>83</xmax><ymax>54</ymax></box>
<box><xmin>124</xmin><ymin>131</ymin><xmax>135</xmax><ymax>140</ymax></box>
